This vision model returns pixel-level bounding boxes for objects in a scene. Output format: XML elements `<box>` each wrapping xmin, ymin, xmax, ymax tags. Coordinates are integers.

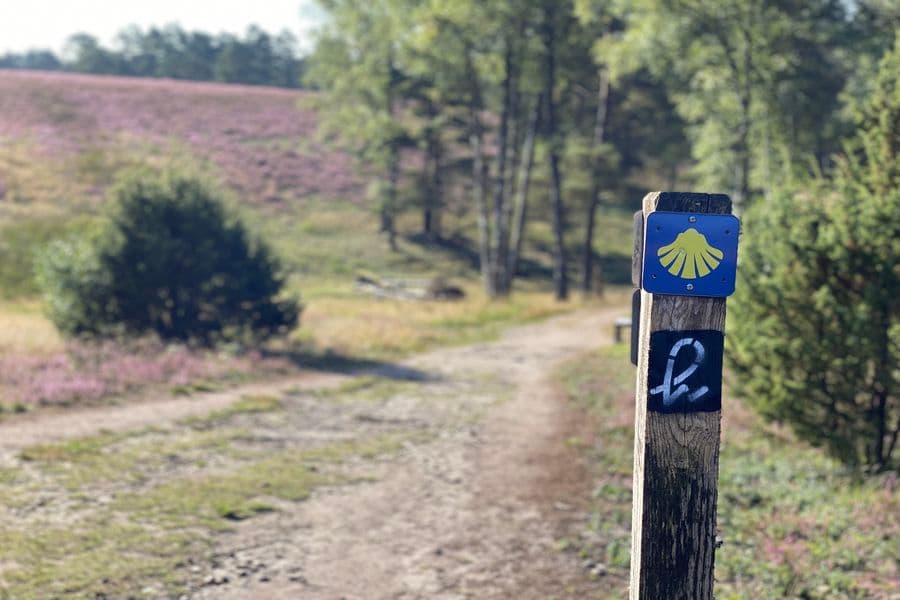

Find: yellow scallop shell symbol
<box><xmin>657</xmin><ymin>227</ymin><xmax>724</xmax><ymax>279</ymax></box>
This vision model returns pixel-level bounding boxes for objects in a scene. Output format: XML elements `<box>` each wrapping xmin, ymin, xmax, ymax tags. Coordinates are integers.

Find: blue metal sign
<box><xmin>642</xmin><ymin>212</ymin><xmax>739</xmax><ymax>297</ymax></box>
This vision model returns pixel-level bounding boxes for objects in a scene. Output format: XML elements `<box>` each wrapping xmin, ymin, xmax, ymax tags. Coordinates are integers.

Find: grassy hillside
<box><xmin>0</xmin><ymin>70</ymin><xmax>635</xmax><ymax>412</ymax></box>
<box><xmin>0</xmin><ymin>69</ymin><xmax>366</xmax><ymax>302</ymax></box>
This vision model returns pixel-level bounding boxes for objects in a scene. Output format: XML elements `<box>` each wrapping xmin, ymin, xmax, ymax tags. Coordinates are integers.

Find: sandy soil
<box><xmin>186</xmin><ymin>307</ymin><xmax>624</xmax><ymax>599</ymax></box>
<box><xmin>0</xmin><ymin>305</ymin><xmax>627</xmax><ymax>599</ymax></box>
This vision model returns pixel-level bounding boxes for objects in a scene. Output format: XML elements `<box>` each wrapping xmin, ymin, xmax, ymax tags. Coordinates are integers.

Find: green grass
<box><xmin>527</xmin><ymin>205</ymin><xmax>636</xmax><ymax>285</ymax></box>
<box><xmin>18</xmin><ymin>427</ymin><xmax>246</xmax><ymax>491</ymax></box>
<box><xmin>0</xmin><ymin>299</ymin><xmax>64</xmax><ymax>355</ymax></box>
<box><xmin>236</xmin><ymin>195</ymin><xmax>506</xmax><ymax>286</ymax></box>
<box><xmin>0</xmin><ymin>519</ymin><xmax>196</xmax><ymax>599</ymax></box>
<box><xmin>19</xmin><ymin>430</ymin><xmax>130</xmax><ymax>463</ymax></box>
<box><xmin>290</xmin><ymin>276</ymin><xmax>579</xmax><ymax>359</ymax></box>
<box><xmin>0</xmin><ymin>139</ymin><xmax>621</xmax><ymax>417</ymax></box>
<box><xmin>0</xmin><ymin>402</ymin><xmax>28</xmax><ymax>416</ymax></box>
<box><xmin>0</xmin><ymin>134</ymin><xmax>606</xmax><ymax>339</ymax></box>
<box><xmin>556</xmin><ymin>344</ymin><xmax>634</xmax><ymax>596</ymax></box>
<box><xmin>0</xmin><ymin>217</ymin><xmax>75</xmax><ymax>299</ymax></box>
<box><xmin>0</xmin><ymin>189</ymin><xmax>583</xmax><ymax>362</ymax></box>
<box><xmin>179</xmin><ymin>394</ymin><xmax>283</xmax><ymax>429</ymax></box>
<box><xmin>715</xmin><ymin>431</ymin><xmax>899</xmax><ymax>598</ymax></box>
<box><xmin>556</xmin><ymin>345</ymin><xmax>899</xmax><ymax>599</ymax></box>
<box><xmin>305</xmin><ymin>375</ymin><xmax>416</xmax><ymax>404</ymax></box>
<box><xmin>263</xmin><ymin>201</ymin><xmax>581</xmax><ymax>352</ymax></box>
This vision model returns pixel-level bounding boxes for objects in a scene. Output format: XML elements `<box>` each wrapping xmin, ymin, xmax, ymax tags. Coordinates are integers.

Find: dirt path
<box><xmin>0</xmin><ymin>305</ymin><xmax>626</xmax><ymax>598</ymax></box>
<box><xmin>186</xmin><ymin>306</ymin><xmax>622</xmax><ymax>599</ymax></box>
<box><xmin>0</xmin><ymin>373</ymin><xmax>350</xmax><ymax>451</ymax></box>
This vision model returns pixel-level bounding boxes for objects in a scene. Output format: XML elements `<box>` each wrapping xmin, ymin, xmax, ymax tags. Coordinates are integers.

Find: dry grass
<box><xmin>0</xmin><ymin>301</ymin><xmax>62</xmax><ymax>355</ymax></box>
<box><xmin>294</xmin><ymin>280</ymin><xmax>575</xmax><ymax>358</ymax></box>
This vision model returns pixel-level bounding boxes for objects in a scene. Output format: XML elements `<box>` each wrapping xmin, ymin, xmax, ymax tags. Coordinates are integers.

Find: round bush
<box><xmin>38</xmin><ymin>172</ymin><xmax>300</xmax><ymax>345</ymax></box>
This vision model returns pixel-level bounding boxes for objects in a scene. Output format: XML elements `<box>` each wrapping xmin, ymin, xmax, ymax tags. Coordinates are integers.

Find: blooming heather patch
<box><xmin>0</xmin><ymin>339</ymin><xmax>291</xmax><ymax>408</ymax></box>
<box><xmin>0</xmin><ymin>70</ymin><xmax>362</xmax><ymax>204</ymax></box>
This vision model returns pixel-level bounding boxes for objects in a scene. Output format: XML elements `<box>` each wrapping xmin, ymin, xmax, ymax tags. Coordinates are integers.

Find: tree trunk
<box><xmin>872</xmin><ymin>305</ymin><xmax>896</xmax><ymax>470</ymax></box>
<box><xmin>542</xmin><ymin>5</ymin><xmax>567</xmax><ymax>301</ymax></box>
<box><xmin>382</xmin><ymin>143</ymin><xmax>400</xmax><ymax>251</ymax></box>
<box><xmin>465</xmin><ymin>51</ymin><xmax>495</xmax><ymax>297</ymax></box>
<box><xmin>581</xmin><ymin>68</ymin><xmax>611</xmax><ymax>294</ymax></box>
<box><xmin>491</xmin><ymin>39</ymin><xmax>515</xmax><ymax>296</ymax></box>
<box><xmin>736</xmin><ymin>25</ymin><xmax>753</xmax><ymax>210</ymax></box>
<box><xmin>548</xmin><ymin>155</ymin><xmax>567</xmax><ymax>301</ymax></box>
<box><xmin>736</xmin><ymin>99</ymin><xmax>751</xmax><ymax>211</ymax></box>
<box><xmin>423</xmin><ymin>128</ymin><xmax>443</xmax><ymax>241</ymax></box>
<box><xmin>382</xmin><ymin>49</ymin><xmax>399</xmax><ymax>251</ymax></box>
<box><xmin>471</xmin><ymin>128</ymin><xmax>493</xmax><ymax>297</ymax></box>
<box><xmin>433</xmin><ymin>139</ymin><xmax>443</xmax><ymax>239</ymax></box>
<box><xmin>508</xmin><ymin>95</ymin><xmax>541</xmax><ymax>285</ymax></box>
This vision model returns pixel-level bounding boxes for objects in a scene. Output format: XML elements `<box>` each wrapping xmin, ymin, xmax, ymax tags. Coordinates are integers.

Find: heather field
<box><xmin>0</xmin><ymin>69</ymin><xmax>361</xmax><ymax>206</ymax></box>
<box><xmin>0</xmin><ymin>69</ymin><xmax>594</xmax><ymax>413</ymax></box>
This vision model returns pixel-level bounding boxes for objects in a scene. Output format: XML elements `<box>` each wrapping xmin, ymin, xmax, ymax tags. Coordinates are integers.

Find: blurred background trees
<box><xmin>305</xmin><ymin>0</ymin><xmax>897</xmax><ymax>470</ymax></box>
<box><xmin>597</xmin><ymin>0</ymin><xmax>852</xmax><ymax>209</ymax></box>
<box><xmin>305</xmin><ymin>0</ymin><xmax>415</xmax><ymax>250</ymax></box>
<box><xmin>1</xmin><ymin>24</ymin><xmax>305</xmax><ymax>88</ymax></box>
<box><xmin>306</xmin><ymin>0</ymin><xmax>894</xmax><ymax>290</ymax></box>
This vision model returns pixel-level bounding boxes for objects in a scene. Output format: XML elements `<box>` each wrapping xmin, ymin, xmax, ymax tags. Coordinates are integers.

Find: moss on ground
<box><xmin>0</xmin><ymin>430</ymin><xmax>417</xmax><ymax>598</ymax></box>
<box><xmin>18</xmin><ymin>427</ymin><xmax>248</xmax><ymax>492</ymax></box>
<box><xmin>179</xmin><ymin>394</ymin><xmax>283</xmax><ymax>429</ymax></box>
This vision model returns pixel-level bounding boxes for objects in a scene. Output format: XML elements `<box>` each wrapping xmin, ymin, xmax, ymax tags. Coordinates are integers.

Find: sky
<box><xmin>0</xmin><ymin>0</ymin><xmax>326</xmax><ymax>55</ymax></box>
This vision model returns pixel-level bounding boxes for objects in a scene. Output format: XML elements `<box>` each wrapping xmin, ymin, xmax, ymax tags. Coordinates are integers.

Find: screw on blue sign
<box><xmin>641</xmin><ymin>212</ymin><xmax>740</xmax><ymax>297</ymax></box>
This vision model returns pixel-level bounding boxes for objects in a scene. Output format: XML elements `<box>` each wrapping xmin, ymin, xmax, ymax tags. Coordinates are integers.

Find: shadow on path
<box><xmin>267</xmin><ymin>348</ymin><xmax>440</xmax><ymax>383</ymax></box>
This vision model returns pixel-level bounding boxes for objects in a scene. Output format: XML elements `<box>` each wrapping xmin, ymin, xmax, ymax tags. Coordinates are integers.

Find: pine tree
<box><xmin>598</xmin><ymin>0</ymin><xmax>849</xmax><ymax>208</ymax></box>
<box><xmin>728</xmin><ymin>37</ymin><xmax>900</xmax><ymax>471</ymax></box>
<box><xmin>305</xmin><ymin>0</ymin><xmax>413</xmax><ymax>250</ymax></box>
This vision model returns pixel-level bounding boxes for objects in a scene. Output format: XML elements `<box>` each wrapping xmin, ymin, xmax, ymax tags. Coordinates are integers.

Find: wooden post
<box><xmin>629</xmin><ymin>192</ymin><xmax>732</xmax><ymax>599</ymax></box>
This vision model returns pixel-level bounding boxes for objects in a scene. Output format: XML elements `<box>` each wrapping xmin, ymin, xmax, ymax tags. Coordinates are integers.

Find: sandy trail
<box><xmin>0</xmin><ymin>305</ymin><xmax>626</xmax><ymax>598</ymax></box>
<box><xmin>184</xmin><ymin>306</ymin><xmax>623</xmax><ymax>599</ymax></box>
<box><xmin>0</xmin><ymin>372</ymin><xmax>349</xmax><ymax>451</ymax></box>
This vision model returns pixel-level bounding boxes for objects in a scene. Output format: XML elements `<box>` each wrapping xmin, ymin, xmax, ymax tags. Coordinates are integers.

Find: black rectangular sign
<box><xmin>647</xmin><ymin>329</ymin><xmax>723</xmax><ymax>414</ymax></box>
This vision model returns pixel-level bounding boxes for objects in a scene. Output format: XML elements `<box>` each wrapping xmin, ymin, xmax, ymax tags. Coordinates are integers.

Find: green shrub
<box><xmin>728</xmin><ymin>40</ymin><xmax>900</xmax><ymax>471</ymax></box>
<box><xmin>37</xmin><ymin>171</ymin><xmax>300</xmax><ymax>345</ymax></box>
<box><xmin>36</xmin><ymin>223</ymin><xmax>111</xmax><ymax>335</ymax></box>
<box><xmin>0</xmin><ymin>217</ymin><xmax>74</xmax><ymax>299</ymax></box>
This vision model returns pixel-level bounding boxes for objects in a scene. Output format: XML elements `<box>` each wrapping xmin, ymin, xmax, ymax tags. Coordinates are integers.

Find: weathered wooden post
<box><xmin>629</xmin><ymin>192</ymin><xmax>739</xmax><ymax>599</ymax></box>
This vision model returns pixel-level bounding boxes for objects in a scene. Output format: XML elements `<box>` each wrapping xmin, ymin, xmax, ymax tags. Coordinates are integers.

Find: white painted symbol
<box><xmin>649</xmin><ymin>337</ymin><xmax>709</xmax><ymax>406</ymax></box>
